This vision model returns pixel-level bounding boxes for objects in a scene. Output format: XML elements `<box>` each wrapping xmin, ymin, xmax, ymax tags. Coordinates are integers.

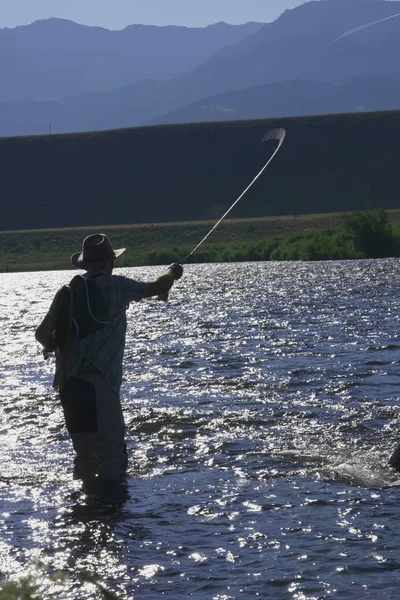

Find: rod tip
<box><xmin>262</xmin><ymin>128</ymin><xmax>286</xmax><ymax>143</ymax></box>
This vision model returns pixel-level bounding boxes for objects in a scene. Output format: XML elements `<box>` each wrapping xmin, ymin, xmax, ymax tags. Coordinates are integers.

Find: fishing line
<box><xmin>179</xmin><ymin>127</ymin><xmax>286</xmax><ymax>265</ymax></box>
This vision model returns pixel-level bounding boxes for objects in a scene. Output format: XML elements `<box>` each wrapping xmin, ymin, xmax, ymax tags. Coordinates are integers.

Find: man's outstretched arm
<box><xmin>145</xmin><ymin>263</ymin><xmax>183</xmax><ymax>298</ymax></box>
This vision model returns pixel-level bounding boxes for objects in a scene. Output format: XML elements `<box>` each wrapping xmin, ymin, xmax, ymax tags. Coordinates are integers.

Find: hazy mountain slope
<box><xmin>2</xmin><ymin>28</ymin><xmax>400</xmax><ymax>137</ymax></box>
<box><xmin>0</xmin><ymin>19</ymin><xmax>263</xmax><ymax>101</ymax></box>
<box><xmin>159</xmin><ymin>0</ymin><xmax>400</xmax><ymax>106</ymax></box>
<box><xmin>213</xmin><ymin>0</ymin><xmax>400</xmax><ymax>58</ymax></box>
<box><xmin>149</xmin><ymin>75</ymin><xmax>400</xmax><ymax>125</ymax></box>
<box><xmin>2</xmin><ymin>0</ymin><xmax>400</xmax><ymax>136</ymax></box>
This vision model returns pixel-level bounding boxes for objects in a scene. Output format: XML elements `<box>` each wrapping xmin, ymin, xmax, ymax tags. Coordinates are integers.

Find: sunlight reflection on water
<box><xmin>1</xmin><ymin>260</ymin><xmax>400</xmax><ymax>598</ymax></box>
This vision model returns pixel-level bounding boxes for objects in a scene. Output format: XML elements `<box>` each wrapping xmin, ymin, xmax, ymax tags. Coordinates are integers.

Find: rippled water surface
<box><xmin>1</xmin><ymin>260</ymin><xmax>400</xmax><ymax>599</ymax></box>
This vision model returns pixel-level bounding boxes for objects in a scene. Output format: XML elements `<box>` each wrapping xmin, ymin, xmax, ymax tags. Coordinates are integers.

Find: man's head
<box><xmin>71</xmin><ymin>234</ymin><xmax>125</xmax><ymax>272</ymax></box>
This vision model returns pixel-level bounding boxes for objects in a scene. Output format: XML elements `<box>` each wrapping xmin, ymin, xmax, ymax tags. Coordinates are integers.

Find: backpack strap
<box><xmin>68</xmin><ymin>273</ymin><xmax>111</xmax><ymax>339</ymax></box>
<box><xmin>82</xmin><ymin>276</ymin><xmax>110</xmax><ymax>326</ymax></box>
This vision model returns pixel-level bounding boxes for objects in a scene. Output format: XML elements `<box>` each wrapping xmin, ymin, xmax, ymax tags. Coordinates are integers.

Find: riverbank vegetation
<box><xmin>0</xmin><ymin>208</ymin><xmax>398</xmax><ymax>273</ymax></box>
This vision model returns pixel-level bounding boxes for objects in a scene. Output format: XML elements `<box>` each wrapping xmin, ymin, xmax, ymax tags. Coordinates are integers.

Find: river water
<box><xmin>1</xmin><ymin>260</ymin><xmax>400</xmax><ymax>599</ymax></box>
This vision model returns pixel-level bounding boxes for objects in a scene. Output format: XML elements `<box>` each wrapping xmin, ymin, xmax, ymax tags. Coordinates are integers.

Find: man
<box><xmin>35</xmin><ymin>233</ymin><xmax>183</xmax><ymax>483</ymax></box>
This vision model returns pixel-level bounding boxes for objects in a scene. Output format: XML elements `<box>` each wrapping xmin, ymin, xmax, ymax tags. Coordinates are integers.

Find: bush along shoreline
<box><xmin>0</xmin><ymin>208</ymin><xmax>399</xmax><ymax>273</ymax></box>
<box><xmin>269</xmin><ymin>207</ymin><xmax>399</xmax><ymax>262</ymax></box>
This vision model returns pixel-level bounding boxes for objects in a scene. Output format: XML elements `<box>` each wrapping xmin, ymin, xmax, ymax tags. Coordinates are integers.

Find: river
<box><xmin>1</xmin><ymin>260</ymin><xmax>400</xmax><ymax>599</ymax></box>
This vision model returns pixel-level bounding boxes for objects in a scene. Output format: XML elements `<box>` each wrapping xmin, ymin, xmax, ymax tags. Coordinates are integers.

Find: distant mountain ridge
<box><xmin>3</xmin><ymin>72</ymin><xmax>400</xmax><ymax>138</ymax></box>
<box><xmin>162</xmin><ymin>0</ymin><xmax>400</xmax><ymax>106</ymax></box>
<box><xmin>0</xmin><ymin>18</ymin><xmax>263</xmax><ymax>101</ymax></box>
<box><xmin>1</xmin><ymin>0</ymin><xmax>400</xmax><ymax>137</ymax></box>
<box><xmin>149</xmin><ymin>74</ymin><xmax>400</xmax><ymax>125</ymax></box>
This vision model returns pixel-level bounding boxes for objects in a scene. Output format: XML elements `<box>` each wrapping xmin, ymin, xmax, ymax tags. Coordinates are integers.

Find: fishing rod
<box><xmin>179</xmin><ymin>127</ymin><xmax>286</xmax><ymax>265</ymax></box>
<box><xmin>158</xmin><ymin>127</ymin><xmax>286</xmax><ymax>300</ymax></box>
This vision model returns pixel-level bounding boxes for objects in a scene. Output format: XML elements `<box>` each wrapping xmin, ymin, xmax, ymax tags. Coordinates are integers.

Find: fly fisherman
<box><xmin>35</xmin><ymin>233</ymin><xmax>183</xmax><ymax>484</ymax></box>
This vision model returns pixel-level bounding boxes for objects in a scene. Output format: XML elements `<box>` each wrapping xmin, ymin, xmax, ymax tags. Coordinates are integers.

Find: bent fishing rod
<box><xmin>179</xmin><ymin>127</ymin><xmax>286</xmax><ymax>265</ymax></box>
<box><xmin>158</xmin><ymin>127</ymin><xmax>286</xmax><ymax>300</ymax></box>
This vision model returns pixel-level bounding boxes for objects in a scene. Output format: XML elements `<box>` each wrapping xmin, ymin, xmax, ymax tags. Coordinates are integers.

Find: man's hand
<box><xmin>168</xmin><ymin>263</ymin><xmax>183</xmax><ymax>280</ymax></box>
<box><xmin>146</xmin><ymin>264</ymin><xmax>184</xmax><ymax>298</ymax></box>
<box><xmin>156</xmin><ymin>264</ymin><xmax>183</xmax><ymax>300</ymax></box>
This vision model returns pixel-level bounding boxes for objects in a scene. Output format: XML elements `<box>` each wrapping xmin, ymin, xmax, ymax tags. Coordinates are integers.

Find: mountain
<box><xmin>149</xmin><ymin>75</ymin><xmax>400</xmax><ymax>124</ymax></box>
<box><xmin>214</xmin><ymin>0</ymin><xmax>400</xmax><ymax>53</ymax></box>
<box><xmin>138</xmin><ymin>0</ymin><xmax>400</xmax><ymax>124</ymax></box>
<box><xmin>4</xmin><ymin>71</ymin><xmax>400</xmax><ymax>139</ymax></box>
<box><xmin>2</xmin><ymin>0</ymin><xmax>400</xmax><ymax>137</ymax></box>
<box><xmin>0</xmin><ymin>18</ymin><xmax>263</xmax><ymax>101</ymax></box>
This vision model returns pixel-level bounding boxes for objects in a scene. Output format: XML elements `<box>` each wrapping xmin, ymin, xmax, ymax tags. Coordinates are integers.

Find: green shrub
<box><xmin>342</xmin><ymin>206</ymin><xmax>394</xmax><ymax>258</ymax></box>
<box><xmin>270</xmin><ymin>229</ymin><xmax>358</xmax><ymax>261</ymax></box>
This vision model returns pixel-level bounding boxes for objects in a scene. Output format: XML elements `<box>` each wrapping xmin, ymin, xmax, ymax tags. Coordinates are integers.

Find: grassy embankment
<box><xmin>1</xmin><ymin>208</ymin><xmax>400</xmax><ymax>272</ymax></box>
<box><xmin>1</xmin><ymin>110</ymin><xmax>400</xmax><ymax>232</ymax></box>
<box><xmin>2</xmin><ymin>109</ymin><xmax>400</xmax><ymax>271</ymax></box>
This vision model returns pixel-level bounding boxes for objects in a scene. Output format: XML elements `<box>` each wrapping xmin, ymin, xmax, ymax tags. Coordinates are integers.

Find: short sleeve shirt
<box><xmin>56</xmin><ymin>273</ymin><xmax>148</xmax><ymax>393</ymax></box>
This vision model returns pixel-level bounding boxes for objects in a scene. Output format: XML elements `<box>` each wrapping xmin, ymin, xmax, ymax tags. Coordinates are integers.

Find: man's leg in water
<box><xmin>61</xmin><ymin>374</ymin><xmax>127</xmax><ymax>482</ymax></box>
<box><xmin>78</xmin><ymin>373</ymin><xmax>127</xmax><ymax>483</ymax></box>
<box><xmin>389</xmin><ymin>442</ymin><xmax>400</xmax><ymax>471</ymax></box>
<box><xmin>60</xmin><ymin>376</ymin><xmax>99</xmax><ymax>480</ymax></box>
<box><xmin>71</xmin><ymin>433</ymin><xmax>98</xmax><ymax>480</ymax></box>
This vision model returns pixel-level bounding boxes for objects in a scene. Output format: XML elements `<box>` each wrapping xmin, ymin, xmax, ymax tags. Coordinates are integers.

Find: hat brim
<box><xmin>71</xmin><ymin>247</ymin><xmax>126</xmax><ymax>270</ymax></box>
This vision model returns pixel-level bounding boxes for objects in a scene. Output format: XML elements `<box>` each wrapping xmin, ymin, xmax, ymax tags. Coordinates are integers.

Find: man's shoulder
<box><xmin>98</xmin><ymin>273</ymin><xmax>148</xmax><ymax>297</ymax></box>
<box><xmin>94</xmin><ymin>273</ymin><xmax>125</xmax><ymax>287</ymax></box>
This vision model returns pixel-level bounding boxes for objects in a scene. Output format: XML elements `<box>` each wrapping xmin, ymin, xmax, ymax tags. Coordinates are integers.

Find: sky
<box><xmin>0</xmin><ymin>0</ymin><xmax>309</xmax><ymax>29</ymax></box>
